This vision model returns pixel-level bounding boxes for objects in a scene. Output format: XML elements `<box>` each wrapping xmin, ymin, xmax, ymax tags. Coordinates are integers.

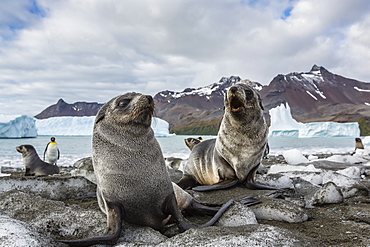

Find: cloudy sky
<box><xmin>1</xmin><ymin>0</ymin><xmax>370</xmax><ymax>116</ymax></box>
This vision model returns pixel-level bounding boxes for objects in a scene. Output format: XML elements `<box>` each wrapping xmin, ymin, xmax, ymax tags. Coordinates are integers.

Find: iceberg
<box><xmin>35</xmin><ymin>116</ymin><xmax>173</xmax><ymax>137</ymax></box>
<box><xmin>0</xmin><ymin>115</ymin><xmax>37</xmax><ymax>138</ymax></box>
<box><xmin>269</xmin><ymin>104</ymin><xmax>360</xmax><ymax>138</ymax></box>
<box><xmin>299</xmin><ymin>122</ymin><xmax>360</xmax><ymax>138</ymax></box>
<box><xmin>36</xmin><ymin>116</ymin><xmax>95</xmax><ymax>136</ymax></box>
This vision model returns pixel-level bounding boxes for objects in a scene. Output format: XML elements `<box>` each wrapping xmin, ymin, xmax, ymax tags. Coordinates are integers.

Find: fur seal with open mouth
<box><xmin>178</xmin><ymin>83</ymin><xmax>274</xmax><ymax>191</ymax></box>
<box><xmin>16</xmin><ymin>145</ymin><xmax>60</xmax><ymax>176</ymax></box>
<box><xmin>58</xmin><ymin>92</ymin><xmax>234</xmax><ymax>246</ymax></box>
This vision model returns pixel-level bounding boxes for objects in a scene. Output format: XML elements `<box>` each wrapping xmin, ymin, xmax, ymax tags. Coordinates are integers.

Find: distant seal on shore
<box><xmin>355</xmin><ymin>138</ymin><xmax>364</xmax><ymax>150</ymax></box>
<box><xmin>59</xmin><ymin>92</ymin><xmax>233</xmax><ymax>246</ymax></box>
<box><xmin>16</xmin><ymin>145</ymin><xmax>60</xmax><ymax>176</ymax></box>
<box><xmin>178</xmin><ymin>83</ymin><xmax>273</xmax><ymax>191</ymax></box>
<box><xmin>165</xmin><ymin>157</ymin><xmax>185</xmax><ymax>169</ymax></box>
<box><xmin>184</xmin><ymin>138</ymin><xmax>201</xmax><ymax>150</ymax></box>
<box><xmin>351</xmin><ymin>137</ymin><xmax>365</xmax><ymax>155</ymax></box>
<box><xmin>43</xmin><ymin>137</ymin><xmax>60</xmax><ymax>165</ymax></box>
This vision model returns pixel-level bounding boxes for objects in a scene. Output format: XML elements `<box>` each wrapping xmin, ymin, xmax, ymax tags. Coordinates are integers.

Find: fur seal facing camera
<box><xmin>185</xmin><ymin>137</ymin><xmax>201</xmax><ymax>150</ymax></box>
<box><xmin>58</xmin><ymin>92</ymin><xmax>234</xmax><ymax>246</ymax></box>
<box><xmin>16</xmin><ymin>145</ymin><xmax>60</xmax><ymax>176</ymax></box>
<box><xmin>178</xmin><ymin>83</ymin><xmax>274</xmax><ymax>191</ymax></box>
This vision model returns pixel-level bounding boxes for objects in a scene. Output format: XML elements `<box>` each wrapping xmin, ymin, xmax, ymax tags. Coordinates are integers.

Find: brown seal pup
<box><xmin>58</xmin><ymin>92</ymin><xmax>233</xmax><ymax>246</ymax></box>
<box><xmin>178</xmin><ymin>83</ymin><xmax>274</xmax><ymax>191</ymax></box>
<box><xmin>184</xmin><ymin>137</ymin><xmax>201</xmax><ymax>150</ymax></box>
<box><xmin>16</xmin><ymin>145</ymin><xmax>60</xmax><ymax>176</ymax></box>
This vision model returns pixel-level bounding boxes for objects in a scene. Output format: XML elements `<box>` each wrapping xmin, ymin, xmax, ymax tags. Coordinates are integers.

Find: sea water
<box><xmin>0</xmin><ymin>135</ymin><xmax>355</xmax><ymax>169</ymax></box>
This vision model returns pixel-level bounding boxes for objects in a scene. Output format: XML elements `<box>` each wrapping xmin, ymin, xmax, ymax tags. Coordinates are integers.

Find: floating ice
<box><xmin>35</xmin><ymin>116</ymin><xmax>172</xmax><ymax>137</ymax></box>
<box><xmin>299</xmin><ymin>122</ymin><xmax>360</xmax><ymax>138</ymax></box>
<box><xmin>0</xmin><ymin>115</ymin><xmax>37</xmax><ymax>138</ymax></box>
<box><xmin>269</xmin><ymin>104</ymin><xmax>360</xmax><ymax>138</ymax></box>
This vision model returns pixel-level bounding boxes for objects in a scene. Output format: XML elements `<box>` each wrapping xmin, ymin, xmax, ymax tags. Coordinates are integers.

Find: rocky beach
<box><xmin>0</xmin><ymin>150</ymin><xmax>369</xmax><ymax>247</ymax></box>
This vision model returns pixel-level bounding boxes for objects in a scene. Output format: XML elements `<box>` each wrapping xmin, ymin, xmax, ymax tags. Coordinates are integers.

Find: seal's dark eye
<box><xmin>245</xmin><ymin>90</ymin><xmax>253</xmax><ymax>100</ymax></box>
<box><xmin>245</xmin><ymin>90</ymin><xmax>252</xmax><ymax>96</ymax></box>
<box><xmin>118</xmin><ymin>99</ymin><xmax>131</xmax><ymax>107</ymax></box>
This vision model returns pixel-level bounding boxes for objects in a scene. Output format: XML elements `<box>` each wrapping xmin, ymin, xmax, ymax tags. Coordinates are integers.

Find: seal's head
<box><xmin>225</xmin><ymin>83</ymin><xmax>264</xmax><ymax>121</ymax></box>
<box><xmin>184</xmin><ymin>138</ymin><xmax>201</xmax><ymax>150</ymax></box>
<box><xmin>95</xmin><ymin>92</ymin><xmax>154</xmax><ymax>129</ymax></box>
<box><xmin>15</xmin><ymin>145</ymin><xmax>36</xmax><ymax>157</ymax></box>
<box><xmin>16</xmin><ymin>145</ymin><xmax>35</xmax><ymax>156</ymax></box>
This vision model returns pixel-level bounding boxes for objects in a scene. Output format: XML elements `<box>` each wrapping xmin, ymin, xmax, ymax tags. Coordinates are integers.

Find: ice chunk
<box><xmin>282</xmin><ymin>149</ymin><xmax>309</xmax><ymax>165</ymax></box>
<box><xmin>363</xmin><ymin>136</ymin><xmax>370</xmax><ymax>145</ymax></box>
<box><xmin>268</xmin><ymin>103</ymin><xmax>360</xmax><ymax>138</ymax></box>
<box><xmin>35</xmin><ymin>116</ymin><xmax>172</xmax><ymax>137</ymax></box>
<box><xmin>299</xmin><ymin>122</ymin><xmax>360</xmax><ymax>138</ymax></box>
<box><xmin>0</xmin><ymin>115</ymin><xmax>37</xmax><ymax>138</ymax></box>
<box><xmin>268</xmin><ymin>103</ymin><xmax>303</xmax><ymax>137</ymax></box>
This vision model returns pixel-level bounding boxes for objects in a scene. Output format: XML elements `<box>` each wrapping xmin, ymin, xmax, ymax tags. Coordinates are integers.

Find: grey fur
<box><xmin>59</xmin><ymin>92</ymin><xmax>233</xmax><ymax>246</ymax></box>
<box><xmin>16</xmin><ymin>145</ymin><xmax>60</xmax><ymax>176</ymax></box>
<box><xmin>178</xmin><ymin>83</ymin><xmax>271</xmax><ymax>191</ymax></box>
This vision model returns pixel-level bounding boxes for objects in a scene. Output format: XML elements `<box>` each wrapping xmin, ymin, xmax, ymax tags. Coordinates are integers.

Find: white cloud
<box><xmin>0</xmin><ymin>0</ymin><xmax>369</xmax><ymax>116</ymax></box>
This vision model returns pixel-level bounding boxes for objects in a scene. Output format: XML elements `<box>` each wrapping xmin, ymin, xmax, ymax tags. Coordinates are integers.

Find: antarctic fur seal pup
<box><xmin>184</xmin><ymin>137</ymin><xmax>201</xmax><ymax>150</ymax></box>
<box><xmin>165</xmin><ymin>156</ymin><xmax>185</xmax><ymax>169</ymax></box>
<box><xmin>16</xmin><ymin>145</ymin><xmax>60</xmax><ymax>176</ymax></box>
<box><xmin>178</xmin><ymin>83</ymin><xmax>273</xmax><ymax>191</ymax></box>
<box><xmin>58</xmin><ymin>92</ymin><xmax>233</xmax><ymax>246</ymax></box>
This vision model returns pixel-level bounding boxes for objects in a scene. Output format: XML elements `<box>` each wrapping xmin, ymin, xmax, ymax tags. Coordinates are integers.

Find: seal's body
<box><xmin>59</xmin><ymin>92</ymin><xmax>232</xmax><ymax>246</ymax></box>
<box><xmin>178</xmin><ymin>83</ymin><xmax>272</xmax><ymax>191</ymax></box>
<box><xmin>43</xmin><ymin>140</ymin><xmax>60</xmax><ymax>165</ymax></box>
<box><xmin>16</xmin><ymin>145</ymin><xmax>60</xmax><ymax>176</ymax></box>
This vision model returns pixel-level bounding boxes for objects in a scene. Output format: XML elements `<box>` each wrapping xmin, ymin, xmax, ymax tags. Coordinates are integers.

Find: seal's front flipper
<box><xmin>238</xmin><ymin>195</ymin><xmax>261</xmax><ymax>206</ymax></box>
<box><xmin>245</xmin><ymin>164</ymin><xmax>280</xmax><ymax>190</ymax></box>
<box><xmin>192</xmin><ymin>179</ymin><xmax>238</xmax><ymax>192</ymax></box>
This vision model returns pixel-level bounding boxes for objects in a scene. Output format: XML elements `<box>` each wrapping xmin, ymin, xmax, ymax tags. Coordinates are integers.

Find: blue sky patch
<box><xmin>28</xmin><ymin>0</ymin><xmax>46</xmax><ymax>18</ymax></box>
<box><xmin>281</xmin><ymin>6</ymin><xmax>293</xmax><ymax>19</ymax></box>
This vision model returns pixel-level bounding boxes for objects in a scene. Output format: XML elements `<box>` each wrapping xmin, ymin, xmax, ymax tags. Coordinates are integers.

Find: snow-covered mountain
<box><xmin>35</xmin><ymin>99</ymin><xmax>103</xmax><ymax>119</ymax></box>
<box><xmin>155</xmin><ymin>66</ymin><xmax>370</xmax><ymax>135</ymax></box>
<box><xmin>260</xmin><ymin>65</ymin><xmax>370</xmax><ymax>125</ymax></box>
<box><xmin>153</xmin><ymin>76</ymin><xmax>263</xmax><ymax>134</ymax></box>
<box><xmin>32</xmin><ymin>66</ymin><xmax>370</xmax><ymax>135</ymax></box>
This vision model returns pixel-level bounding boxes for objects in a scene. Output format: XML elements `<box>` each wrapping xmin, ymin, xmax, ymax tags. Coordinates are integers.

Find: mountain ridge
<box><xmin>34</xmin><ymin>65</ymin><xmax>370</xmax><ymax>135</ymax></box>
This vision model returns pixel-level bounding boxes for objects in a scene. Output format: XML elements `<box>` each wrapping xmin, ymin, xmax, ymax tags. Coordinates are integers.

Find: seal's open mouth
<box><xmin>230</xmin><ymin>97</ymin><xmax>243</xmax><ymax>112</ymax></box>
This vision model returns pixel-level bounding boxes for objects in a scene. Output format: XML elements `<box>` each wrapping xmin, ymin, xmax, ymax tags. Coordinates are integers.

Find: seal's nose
<box><xmin>230</xmin><ymin>86</ymin><xmax>237</xmax><ymax>93</ymax></box>
<box><xmin>146</xmin><ymin>95</ymin><xmax>153</xmax><ymax>104</ymax></box>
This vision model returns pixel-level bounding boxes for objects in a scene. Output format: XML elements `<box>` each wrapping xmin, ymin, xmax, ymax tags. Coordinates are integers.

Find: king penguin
<box><xmin>43</xmin><ymin>137</ymin><xmax>60</xmax><ymax>165</ymax></box>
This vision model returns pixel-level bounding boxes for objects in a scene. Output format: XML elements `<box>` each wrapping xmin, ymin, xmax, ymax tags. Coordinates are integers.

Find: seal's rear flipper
<box><xmin>238</xmin><ymin>195</ymin><xmax>261</xmax><ymax>206</ymax></box>
<box><xmin>192</xmin><ymin>179</ymin><xmax>238</xmax><ymax>192</ymax></box>
<box><xmin>58</xmin><ymin>203</ymin><xmax>122</xmax><ymax>247</ymax></box>
<box><xmin>199</xmin><ymin>199</ymin><xmax>234</xmax><ymax>227</ymax></box>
